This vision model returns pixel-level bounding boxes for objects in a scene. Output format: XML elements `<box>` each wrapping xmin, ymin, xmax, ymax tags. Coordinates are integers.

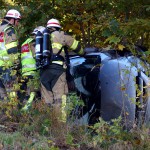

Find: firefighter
<box><xmin>20</xmin><ymin>26</ymin><xmax>45</xmax><ymax>111</ymax></box>
<box><xmin>0</xmin><ymin>9</ymin><xmax>21</xmax><ymax>101</ymax></box>
<box><xmin>40</xmin><ymin>18</ymin><xmax>85</xmax><ymax>121</ymax></box>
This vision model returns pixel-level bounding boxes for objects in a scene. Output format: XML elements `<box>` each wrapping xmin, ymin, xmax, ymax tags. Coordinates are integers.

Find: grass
<box><xmin>0</xmin><ymin>97</ymin><xmax>149</xmax><ymax>150</ymax></box>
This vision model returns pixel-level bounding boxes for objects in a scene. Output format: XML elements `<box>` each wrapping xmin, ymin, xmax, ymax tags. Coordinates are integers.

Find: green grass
<box><xmin>0</xmin><ymin>94</ymin><xmax>149</xmax><ymax>150</ymax></box>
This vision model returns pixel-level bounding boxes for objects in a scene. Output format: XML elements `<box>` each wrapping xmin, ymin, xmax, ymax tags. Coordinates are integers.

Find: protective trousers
<box><xmin>18</xmin><ymin>75</ymin><xmax>37</xmax><ymax>111</ymax></box>
<box><xmin>40</xmin><ymin>64</ymin><xmax>68</xmax><ymax>122</ymax></box>
<box><xmin>0</xmin><ymin>68</ymin><xmax>18</xmax><ymax>101</ymax></box>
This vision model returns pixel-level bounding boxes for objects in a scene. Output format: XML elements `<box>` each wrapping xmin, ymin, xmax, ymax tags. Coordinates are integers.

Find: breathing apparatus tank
<box><xmin>35</xmin><ymin>31</ymin><xmax>43</xmax><ymax>68</ymax></box>
<box><xmin>42</xmin><ymin>28</ymin><xmax>52</xmax><ymax>67</ymax></box>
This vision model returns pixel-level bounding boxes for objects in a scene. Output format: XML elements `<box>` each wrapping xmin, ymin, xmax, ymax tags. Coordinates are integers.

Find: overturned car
<box><xmin>69</xmin><ymin>48</ymin><xmax>150</xmax><ymax>128</ymax></box>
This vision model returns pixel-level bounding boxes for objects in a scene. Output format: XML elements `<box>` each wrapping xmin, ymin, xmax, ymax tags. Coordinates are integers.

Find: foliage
<box><xmin>0</xmin><ymin>0</ymin><xmax>150</xmax><ymax>149</ymax></box>
<box><xmin>0</xmin><ymin>110</ymin><xmax>150</xmax><ymax>149</ymax></box>
<box><xmin>91</xmin><ymin>116</ymin><xmax>130</xmax><ymax>148</ymax></box>
<box><xmin>0</xmin><ymin>0</ymin><xmax>149</xmax><ymax>50</ymax></box>
<box><xmin>0</xmin><ymin>131</ymin><xmax>50</xmax><ymax>149</ymax></box>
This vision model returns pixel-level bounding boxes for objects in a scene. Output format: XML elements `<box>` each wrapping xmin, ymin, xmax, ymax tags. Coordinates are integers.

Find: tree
<box><xmin>1</xmin><ymin>0</ymin><xmax>149</xmax><ymax>51</ymax></box>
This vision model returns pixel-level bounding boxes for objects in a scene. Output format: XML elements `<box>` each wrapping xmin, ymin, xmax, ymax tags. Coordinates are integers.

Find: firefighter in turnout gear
<box><xmin>0</xmin><ymin>9</ymin><xmax>21</xmax><ymax>101</ymax></box>
<box><xmin>20</xmin><ymin>26</ymin><xmax>45</xmax><ymax>111</ymax></box>
<box><xmin>40</xmin><ymin>18</ymin><xmax>85</xmax><ymax>121</ymax></box>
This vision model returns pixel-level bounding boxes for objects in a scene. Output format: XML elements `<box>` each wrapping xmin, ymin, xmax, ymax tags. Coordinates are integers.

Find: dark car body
<box><xmin>69</xmin><ymin>49</ymin><xmax>150</xmax><ymax>128</ymax></box>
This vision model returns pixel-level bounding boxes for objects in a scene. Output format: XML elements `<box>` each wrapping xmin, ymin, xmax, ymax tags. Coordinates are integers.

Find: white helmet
<box><xmin>47</xmin><ymin>18</ymin><xmax>61</xmax><ymax>28</ymax></box>
<box><xmin>5</xmin><ymin>9</ymin><xmax>21</xmax><ymax>19</ymax></box>
<box><xmin>32</xmin><ymin>26</ymin><xmax>46</xmax><ymax>35</ymax></box>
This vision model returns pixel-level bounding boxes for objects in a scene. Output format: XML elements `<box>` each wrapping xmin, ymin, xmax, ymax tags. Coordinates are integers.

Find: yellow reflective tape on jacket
<box><xmin>5</xmin><ymin>41</ymin><xmax>18</xmax><ymax>50</ymax></box>
<box><xmin>22</xmin><ymin>60</ymin><xmax>36</xmax><ymax>67</ymax></box>
<box><xmin>52</xmin><ymin>61</ymin><xmax>64</xmax><ymax>65</ymax></box>
<box><xmin>52</xmin><ymin>43</ymin><xmax>62</xmax><ymax>49</ymax></box>
<box><xmin>3</xmin><ymin>25</ymin><xmax>12</xmax><ymax>32</ymax></box>
<box><xmin>70</xmin><ymin>40</ymin><xmax>78</xmax><ymax>50</ymax></box>
<box><xmin>21</xmin><ymin>55</ymin><xmax>33</xmax><ymax>60</ymax></box>
<box><xmin>21</xmin><ymin>38</ymin><xmax>33</xmax><ymax>46</ymax></box>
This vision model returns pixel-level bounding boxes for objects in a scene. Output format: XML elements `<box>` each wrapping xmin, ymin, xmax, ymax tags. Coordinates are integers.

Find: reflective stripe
<box><xmin>61</xmin><ymin>95</ymin><xmax>67</xmax><ymax>122</ymax></box>
<box><xmin>52</xmin><ymin>43</ymin><xmax>62</xmax><ymax>49</ymax></box>
<box><xmin>26</xmin><ymin>38</ymin><xmax>33</xmax><ymax>43</ymax></box>
<box><xmin>22</xmin><ymin>38</ymin><xmax>33</xmax><ymax>46</ymax></box>
<box><xmin>0</xmin><ymin>56</ymin><xmax>9</xmax><ymax>60</ymax></box>
<box><xmin>23</xmin><ymin>64</ymin><xmax>36</xmax><ymax>68</ymax></box>
<box><xmin>21</xmin><ymin>92</ymin><xmax>36</xmax><ymax>112</ymax></box>
<box><xmin>3</xmin><ymin>26</ymin><xmax>12</xmax><ymax>32</ymax></box>
<box><xmin>52</xmin><ymin>61</ymin><xmax>63</xmax><ymax>65</ymax></box>
<box><xmin>5</xmin><ymin>41</ymin><xmax>18</xmax><ymax>49</ymax></box>
<box><xmin>22</xmin><ymin>72</ymin><xmax>37</xmax><ymax>76</ymax></box>
<box><xmin>0</xmin><ymin>42</ymin><xmax>5</xmax><ymax>50</ymax></box>
<box><xmin>70</xmin><ymin>40</ymin><xmax>78</xmax><ymax>49</ymax></box>
<box><xmin>43</xmin><ymin>50</ymin><xmax>50</xmax><ymax>53</ymax></box>
<box><xmin>21</xmin><ymin>56</ymin><xmax>36</xmax><ymax>64</ymax></box>
<box><xmin>21</xmin><ymin>55</ymin><xmax>33</xmax><ymax>60</ymax></box>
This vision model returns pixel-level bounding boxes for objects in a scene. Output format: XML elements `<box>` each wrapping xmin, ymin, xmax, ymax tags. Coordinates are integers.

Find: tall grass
<box><xmin>0</xmin><ymin>93</ymin><xmax>149</xmax><ymax>149</ymax></box>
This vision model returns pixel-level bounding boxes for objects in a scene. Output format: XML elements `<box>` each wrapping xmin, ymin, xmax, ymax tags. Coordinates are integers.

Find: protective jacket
<box><xmin>21</xmin><ymin>37</ymin><xmax>36</xmax><ymax>76</ymax></box>
<box><xmin>0</xmin><ymin>19</ymin><xmax>19</xmax><ymax>101</ymax></box>
<box><xmin>41</xmin><ymin>30</ymin><xmax>84</xmax><ymax>91</ymax></box>
<box><xmin>51</xmin><ymin>30</ymin><xmax>84</xmax><ymax>65</ymax></box>
<box><xmin>0</xmin><ymin>20</ymin><xmax>19</xmax><ymax>67</ymax></box>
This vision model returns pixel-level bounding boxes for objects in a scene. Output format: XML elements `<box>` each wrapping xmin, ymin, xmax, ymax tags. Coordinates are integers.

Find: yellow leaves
<box><xmin>47</xmin><ymin>140</ymin><xmax>53</xmax><ymax>144</ymax></box>
<box><xmin>118</xmin><ymin>44</ymin><xmax>125</xmax><ymax>50</ymax></box>
<box><xmin>121</xmin><ymin>86</ymin><xmax>126</xmax><ymax>91</ymax></box>
<box><xmin>105</xmin><ymin>35</ymin><xmax>121</xmax><ymax>44</ymax></box>
<box><xmin>64</xmin><ymin>22</ymin><xmax>81</xmax><ymax>35</ymax></box>
<box><xmin>125</xmin><ymin>112</ymin><xmax>129</xmax><ymax>116</ymax></box>
<box><xmin>5</xmin><ymin>0</ymin><xmax>15</xmax><ymax>5</ymax></box>
<box><xmin>140</xmin><ymin>135</ymin><xmax>145</xmax><ymax>140</ymax></box>
<box><xmin>134</xmin><ymin>138</ymin><xmax>141</xmax><ymax>145</ymax></box>
<box><xmin>20</xmin><ymin>79</ymin><xmax>25</xmax><ymax>82</ymax></box>
<box><xmin>136</xmin><ymin>90</ymin><xmax>142</xmax><ymax>97</ymax></box>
